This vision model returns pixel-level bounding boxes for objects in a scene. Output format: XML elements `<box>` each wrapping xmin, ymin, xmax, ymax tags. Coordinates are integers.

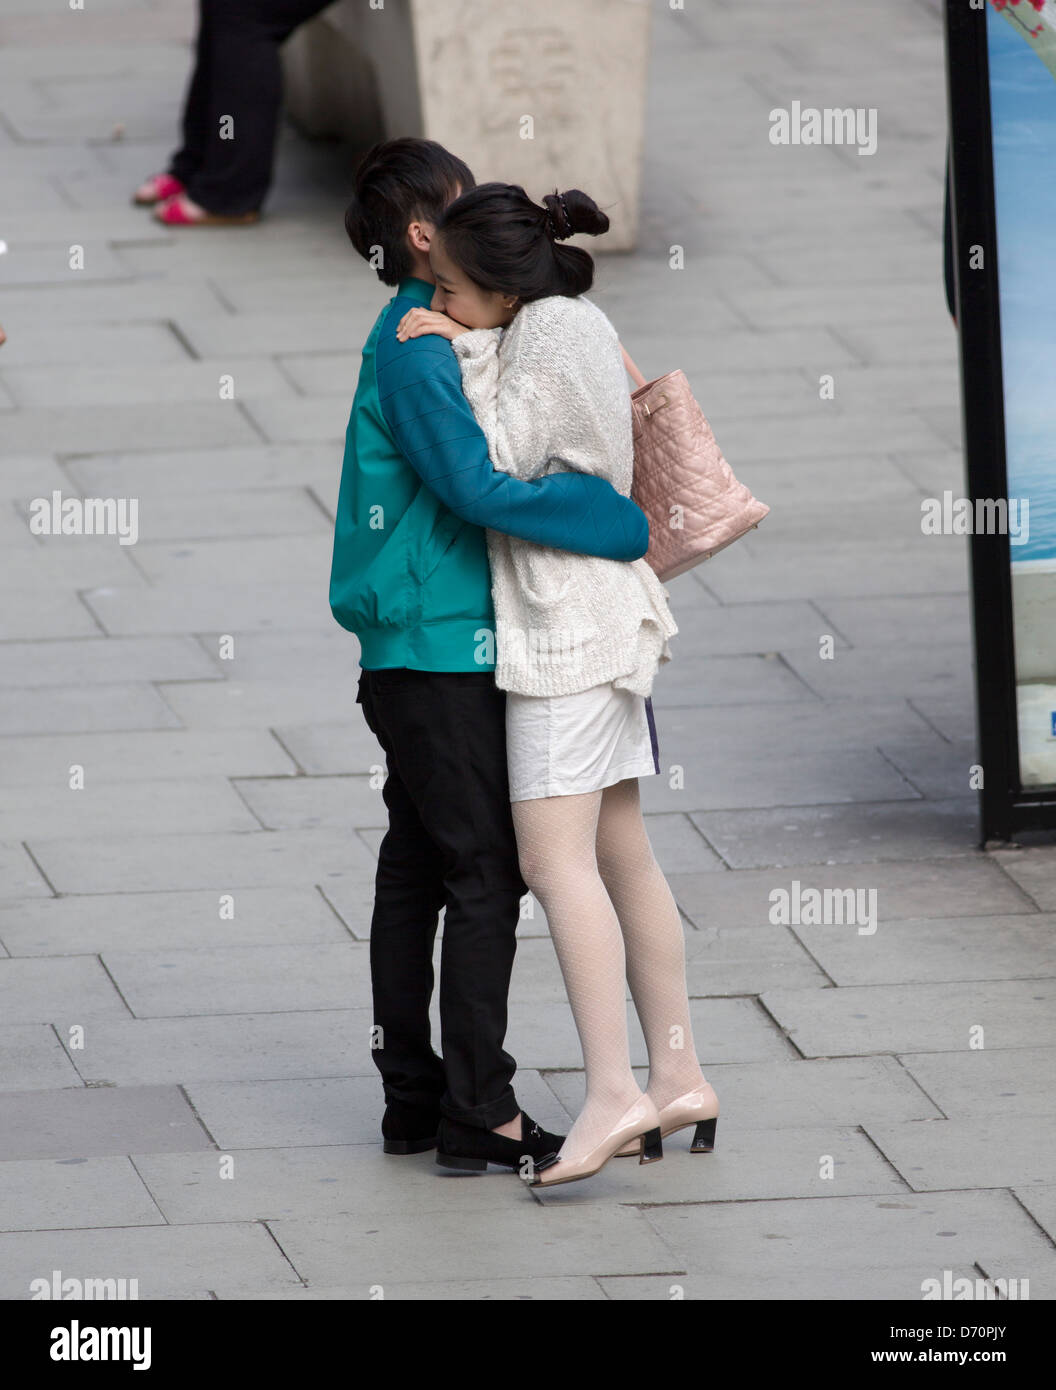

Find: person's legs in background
<box><xmin>139</xmin><ymin>0</ymin><xmax>333</xmax><ymax>218</ymax></box>
<box><xmin>165</xmin><ymin>0</ymin><xmax>214</xmax><ymax>190</ymax></box>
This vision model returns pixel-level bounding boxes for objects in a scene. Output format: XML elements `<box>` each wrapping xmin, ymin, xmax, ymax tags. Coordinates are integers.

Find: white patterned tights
<box><xmin>511</xmin><ymin>777</ymin><xmax>707</xmax><ymax>1167</ymax></box>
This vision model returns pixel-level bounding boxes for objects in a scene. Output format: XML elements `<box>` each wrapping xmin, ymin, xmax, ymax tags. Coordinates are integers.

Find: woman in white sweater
<box><xmin>396</xmin><ymin>183</ymin><xmax>718</xmax><ymax>1188</ymax></box>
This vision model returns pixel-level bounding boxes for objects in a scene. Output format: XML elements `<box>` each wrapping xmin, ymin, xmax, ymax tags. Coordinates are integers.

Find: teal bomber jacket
<box><xmin>328</xmin><ymin>276</ymin><xmax>649</xmax><ymax>671</ymax></box>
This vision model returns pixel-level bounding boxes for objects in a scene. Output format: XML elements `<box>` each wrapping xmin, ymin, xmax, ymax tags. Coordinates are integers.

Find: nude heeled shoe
<box><xmin>613</xmin><ymin>1080</ymin><xmax>719</xmax><ymax>1157</ymax></box>
<box><xmin>525</xmin><ymin>1093</ymin><xmax>664</xmax><ymax>1189</ymax></box>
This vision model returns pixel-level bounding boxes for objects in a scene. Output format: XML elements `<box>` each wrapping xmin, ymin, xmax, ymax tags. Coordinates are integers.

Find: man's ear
<box><xmin>407</xmin><ymin>219</ymin><xmax>433</xmax><ymax>254</ymax></box>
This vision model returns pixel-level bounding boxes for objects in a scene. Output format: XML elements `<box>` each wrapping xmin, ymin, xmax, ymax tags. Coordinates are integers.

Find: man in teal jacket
<box><xmin>330</xmin><ymin>138</ymin><xmax>649</xmax><ymax>1174</ymax></box>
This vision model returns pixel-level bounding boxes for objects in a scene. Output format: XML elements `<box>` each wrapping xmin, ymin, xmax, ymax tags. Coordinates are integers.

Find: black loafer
<box><xmin>435</xmin><ymin>1111</ymin><xmax>565</xmax><ymax>1173</ymax></box>
<box><xmin>382</xmin><ymin>1099</ymin><xmax>441</xmax><ymax>1154</ymax></box>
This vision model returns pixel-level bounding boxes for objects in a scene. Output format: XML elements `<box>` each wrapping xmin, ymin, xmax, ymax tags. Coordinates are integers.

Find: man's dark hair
<box><xmin>345</xmin><ymin>138</ymin><xmax>475</xmax><ymax>286</ymax></box>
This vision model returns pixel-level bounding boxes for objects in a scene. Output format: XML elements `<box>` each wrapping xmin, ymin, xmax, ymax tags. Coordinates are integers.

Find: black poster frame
<box><xmin>944</xmin><ymin>0</ymin><xmax>1056</xmax><ymax>841</ymax></box>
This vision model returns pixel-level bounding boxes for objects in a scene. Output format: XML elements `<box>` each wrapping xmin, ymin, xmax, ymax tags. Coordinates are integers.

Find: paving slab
<box><xmin>689</xmin><ymin>798</ymin><xmax>980</xmax><ymax>868</ymax></box>
<box><xmin>55</xmin><ymin>1009</ymin><xmax>377</xmax><ymax>1087</ymax></box>
<box><xmin>0</xmin><ymin>281</ymin><xmax>225</xmax><ymax>327</ymax></box>
<box><xmin>896</xmin><ymin>1048</ymin><xmax>1056</xmax><ymax>1120</ymax></box>
<box><xmin>595</xmin><ymin>1264</ymin><xmax>1009</xmax><ymax>1301</ymax></box>
<box><xmin>0</xmin><ymin>955</ymin><xmax>130</xmax><ymax>1025</ymax></box>
<box><xmin>183</xmin><ymin>1076</ymin><xmax>403</xmax><ymax>1150</ymax></box>
<box><xmin>159</xmin><ymin>679</ymin><xmax>356</xmax><ymax>730</ymax></box>
<box><xmin>810</xmin><ymin>593</ymin><xmax>973</xmax><ymax>648</ymax></box>
<box><xmin>0</xmin><ymin>321</ymin><xmax>187</xmax><ymax>367</ymax></box>
<box><xmin>101</xmin><ymin>942</ymin><xmax>373</xmax><ymax>1018</ymax></box>
<box><xmin>0</xmin><ymin>887</ymin><xmax>350</xmax><ymax>956</ymax></box>
<box><xmin>66</xmin><ymin>443</ymin><xmax>341</xmax><ymax>496</ymax></box>
<box><xmin>530</xmin><ymin>1126</ymin><xmax>905</xmax><ymax>1207</ymax></box>
<box><xmin>187</xmin><ymin>628</ymin><xmax>363</xmax><ymax>685</ymax></box>
<box><xmin>0</xmin><ymin>840</ymin><xmax>54</xmax><ymax>901</ymax></box>
<box><xmin>0</xmin><ymin>402</ymin><xmax>260</xmax><ymax>454</ymax></box>
<box><xmin>81</xmin><ymin>581</ymin><xmax>336</xmax><ymax>635</ymax></box>
<box><xmin>874</xmin><ymin>737</ymin><xmax>981</xmax><ymax>801</ymax></box>
<box><xmin>27</xmin><ymin>828</ymin><xmax>374</xmax><ymax>894</ymax></box>
<box><xmin>226</xmin><ymin>1276</ymin><xmax>606</xmax><ymax>1300</ymax></box>
<box><xmin>0</xmin><ymin>778</ymin><xmax>259</xmax><ymax>840</ymax></box>
<box><xmin>271</xmin><ymin>719</ymin><xmax>405</xmax><ymax>777</ymax></box>
<box><xmin>6</xmin><ymin>541</ymin><xmax>146</xmax><ymax>591</ymax></box>
<box><xmin>701</xmin><ymin>535</ymin><xmax>969</xmax><ymax>604</ymax></box>
<box><xmin>0</xmin><ymin>243</ymin><xmax>133</xmax><ymax>286</ymax></box>
<box><xmin>0</xmin><ymin>1222</ymin><xmax>300</xmax><ymax>1300</ymax></box>
<box><xmin>646</xmin><ymin>737</ymin><xmax>922</xmax><ymax>811</ymax></box>
<box><xmin>1012</xmin><ymin>1186</ymin><xmax>1056</xmax><ymax>1245</ymax></box>
<box><xmin>506</xmin><ymin>996</ymin><xmax>795</xmax><ymax>1071</ymax></box>
<box><xmin>119</xmin><ymin>488</ymin><xmax>329</xmax><ymax>543</ymax></box>
<box><xmin>172</xmin><ymin>311</ymin><xmax>372</xmax><ymax>360</ymax></box>
<box><xmin>684</xmin><ymin>922</ymin><xmax>830</xmax><ymax>994</ymax></box>
<box><xmin>241</xmin><ymin>396</ymin><xmax>349</xmax><ymax>445</ymax></box>
<box><xmin>642</xmin><ymin>1190</ymin><xmax>1056</xmax><ymax>1286</ymax></box>
<box><xmin>543</xmin><ymin>1056</ymin><xmax>942</xmax><ymax>1132</ymax></box>
<box><xmin>0</xmin><ymin>1024</ymin><xmax>85</xmax><ymax>1091</ymax></box>
<box><xmin>670</xmin><ymin>856</ymin><xmax>1034</xmax><ymax>927</ymax></box>
<box><xmin>865</xmin><ymin>1115</ymin><xmax>1056</xmax><ymax>1192</ymax></box>
<box><xmin>990</xmin><ymin>847</ymin><xmax>1056</xmax><ymax>912</ymax></box>
<box><xmin>780</xmin><ymin>642</ymin><xmax>972</xmax><ymax>703</ymax></box>
<box><xmin>132</xmin><ymin>534</ymin><xmax>329</xmax><ymax>585</ymax></box>
<box><xmin>266</xmin><ymin>1206</ymin><xmax>682</xmax><ymax>1286</ymax></box>
<box><xmin>762</xmin><ymin>979</ymin><xmax>1056</xmax><ymax>1056</ymax></box>
<box><xmin>0</xmin><ymin>1084</ymin><xmax>212</xmax><ymax>1162</ymax></box>
<box><xmin>0</xmin><ymin>1156</ymin><xmax>164</xmax><ymax>1233</ymax></box>
<box><xmin>0</xmin><ymin>682</ymin><xmax>182</xmax><ymax>736</ymax></box>
<box><xmin>0</xmin><ymin>729</ymin><xmax>296</xmax><ymax>785</ymax></box>
<box><xmin>0</xmin><ymin>589</ymin><xmax>112</xmax><ymax>641</ymax></box>
<box><xmin>234</xmin><ymin>776</ymin><xmax>392</xmax><ymax>832</ymax></box>
<box><xmin>650</xmin><ymin>651</ymin><xmax>816</xmax><ymax>709</ymax></box>
<box><xmin>1</xmin><ymin>359</ymin><xmax>293</xmax><ymax>408</ymax></box>
<box><xmin>0</xmin><ymin>635</ymin><xmax>220</xmax><ymax>687</ymax></box>
<box><xmin>790</xmin><ymin>913</ymin><xmax>1056</xmax><ymax>987</ymax></box>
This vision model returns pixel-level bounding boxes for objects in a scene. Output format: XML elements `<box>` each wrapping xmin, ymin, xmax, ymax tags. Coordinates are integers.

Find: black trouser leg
<box><xmin>358</xmin><ymin>669</ymin><xmax>526</xmax><ymax>1131</ymax></box>
<box><xmin>169</xmin><ymin>0</ymin><xmax>333</xmax><ymax>215</ymax></box>
<box><xmin>366</xmin><ymin>716</ymin><xmax>447</xmax><ymax>1109</ymax></box>
<box><xmin>168</xmin><ymin>0</ymin><xmax>213</xmax><ymax>184</ymax></box>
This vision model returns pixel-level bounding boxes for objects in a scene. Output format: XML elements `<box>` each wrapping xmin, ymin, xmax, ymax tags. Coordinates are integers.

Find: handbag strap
<box><xmin>619</xmin><ymin>342</ymin><xmax>648</xmax><ymax>390</ymax></box>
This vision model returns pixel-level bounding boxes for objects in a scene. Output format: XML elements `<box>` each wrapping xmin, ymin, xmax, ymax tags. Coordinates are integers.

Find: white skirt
<box><xmin>505</xmin><ymin>681</ymin><xmax>661</xmax><ymax>802</ymax></box>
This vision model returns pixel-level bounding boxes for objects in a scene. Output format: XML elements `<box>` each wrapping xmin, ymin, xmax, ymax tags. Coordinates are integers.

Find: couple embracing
<box><xmin>329</xmin><ymin>137</ymin><xmax>718</xmax><ymax>1189</ymax></box>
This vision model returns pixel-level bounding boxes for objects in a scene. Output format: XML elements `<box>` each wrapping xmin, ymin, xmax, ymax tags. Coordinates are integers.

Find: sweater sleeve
<box><xmin>452</xmin><ymin>297</ymin><xmax>627</xmax><ymax>489</ymax></box>
<box><xmin>374</xmin><ymin>302</ymin><xmax>648</xmax><ymax>561</ymax></box>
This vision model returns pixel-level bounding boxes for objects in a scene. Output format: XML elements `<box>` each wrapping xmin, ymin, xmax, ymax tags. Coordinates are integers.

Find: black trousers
<box><xmin>167</xmin><ymin>0</ymin><xmax>333</xmax><ymax>215</ymax></box>
<box><xmin>357</xmin><ymin>668</ymin><xmax>527</xmax><ymax>1130</ymax></box>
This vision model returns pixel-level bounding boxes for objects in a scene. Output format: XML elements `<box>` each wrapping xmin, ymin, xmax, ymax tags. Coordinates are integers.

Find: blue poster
<box><xmin>988</xmin><ymin>0</ymin><xmax>1056</xmax><ymax>784</ymax></box>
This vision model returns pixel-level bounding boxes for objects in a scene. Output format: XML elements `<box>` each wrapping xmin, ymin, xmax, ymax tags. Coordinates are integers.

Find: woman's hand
<box><xmin>396</xmin><ymin>307</ymin><xmax>468</xmax><ymax>343</ymax></box>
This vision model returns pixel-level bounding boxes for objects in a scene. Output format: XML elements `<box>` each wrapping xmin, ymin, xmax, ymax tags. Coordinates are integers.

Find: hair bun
<box><xmin>542</xmin><ymin>189</ymin><xmax>609</xmax><ymax>240</ymax></box>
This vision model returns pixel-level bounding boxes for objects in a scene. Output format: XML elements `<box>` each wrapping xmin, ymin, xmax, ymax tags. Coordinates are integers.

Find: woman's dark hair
<box><xmin>345</xmin><ymin>138</ymin><xmax>475</xmax><ymax>286</ymax></box>
<box><xmin>435</xmin><ymin>183</ymin><xmax>609</xmax><ymax>301</ymax></box>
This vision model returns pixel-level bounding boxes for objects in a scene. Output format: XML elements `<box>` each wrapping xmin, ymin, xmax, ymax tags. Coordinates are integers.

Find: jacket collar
<box><xmin>396</xmin><ymin>276</ymin><xmax>434</xmax><ymax>306</ymax></box>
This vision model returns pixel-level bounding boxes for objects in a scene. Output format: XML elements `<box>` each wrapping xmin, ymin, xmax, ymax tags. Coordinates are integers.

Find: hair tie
<box><xmin>544</xmin><ymin>192</ymin><xmax>573</xmax><ymax>241</ymax></box>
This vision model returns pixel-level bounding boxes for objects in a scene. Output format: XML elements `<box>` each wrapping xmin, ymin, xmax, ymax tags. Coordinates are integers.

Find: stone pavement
<box><xmin>1</xmin><ymin>0</ymin><xmax>1054</xmax><ymax>1302</ymax></box>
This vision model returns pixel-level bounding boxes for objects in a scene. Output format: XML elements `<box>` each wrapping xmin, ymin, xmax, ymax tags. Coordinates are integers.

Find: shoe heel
<box><xmin>691</xmin><ymin>1117</ymin><xmax>717</xmax><ymax>1152</ymax></box>
<box><xmin>639</xmin><ymin>1126</ymin><xmax>663</xmax><ymax>1164</ymax></box>
<box><xmin>435</xmin><ymin>1150</ymin><xmax>487</xmax><ymax>1172</ymax></box>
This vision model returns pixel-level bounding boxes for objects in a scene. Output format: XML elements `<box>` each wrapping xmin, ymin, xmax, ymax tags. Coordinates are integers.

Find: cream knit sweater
<box><xmin>451</xmin><ymin>294</ymin><xmax>677</xmax><ymax>697</ymax></box>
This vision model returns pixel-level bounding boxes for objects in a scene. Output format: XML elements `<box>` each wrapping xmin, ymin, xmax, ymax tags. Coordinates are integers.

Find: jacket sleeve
<box><xmin>375</xmin><ymin>306</ymin><xmax>648</xmax><ymax>561</ymax></box>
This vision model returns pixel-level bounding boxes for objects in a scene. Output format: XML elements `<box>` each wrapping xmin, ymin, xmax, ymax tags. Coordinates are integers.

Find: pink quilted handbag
<box><xmin>621</xmin><ymin>346</ymin><xmax>769</xmax><ymax>582</ymax></box>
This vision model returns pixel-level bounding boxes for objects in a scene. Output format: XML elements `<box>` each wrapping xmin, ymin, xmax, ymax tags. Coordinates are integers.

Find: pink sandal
<box><xmin>152</xmin><ymin>192</ymin><xmax>259</xmax><ymax>227</ymax></box>
<box><xmin>132</xmin><ymin>173</ymin><xmax>186</xmax><ymax>206</ymax></box>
